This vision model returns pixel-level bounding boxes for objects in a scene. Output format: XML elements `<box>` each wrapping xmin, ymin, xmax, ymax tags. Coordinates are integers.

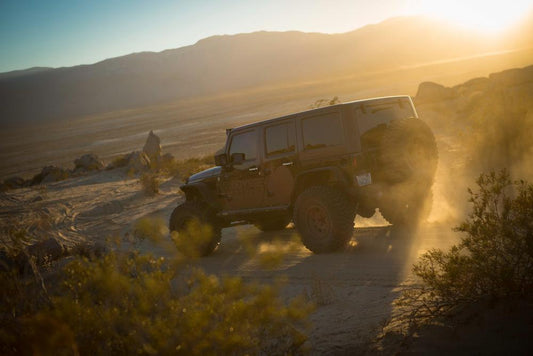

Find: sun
<box><xmin>412</xmin><ymin>0</ymin><xmax>533</xmax><ymax>33</ymax></box>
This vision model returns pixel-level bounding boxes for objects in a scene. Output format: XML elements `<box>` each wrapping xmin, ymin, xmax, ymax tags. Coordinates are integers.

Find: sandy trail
<box><xmin>0</xmin><ymin>127</ymin><xmax>464</xmax><ymax>353</ymax></box>
<box><xmin>0</xmin><ymin>166</ymin><xmax>460</xmax><ymax>354</ymax></box>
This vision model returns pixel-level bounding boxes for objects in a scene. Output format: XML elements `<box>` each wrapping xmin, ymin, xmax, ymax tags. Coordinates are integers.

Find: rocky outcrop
<box><xmin>143</xmin><ymin>130</ymin><xmax>162</xmax><ymax>162</ymax></box>
<box><xmin>415</xmin><ymin>82</ymin><xmax>458</xmax><ymax>104</ymax></box>
<box><xmin>74</xmin><ymin>153</ymin><xmax>104</xmax><ymax>173</ymax></box>
<box><xmin>31</xmin><ymin>166</ymin><xmax>69</xmax><ymax>185</ymax></box>
<box><xmin>3</xmin><ymin>176</ymin><xmax>25</xmax><ymax>189</ymax></box>
<box><xmin>126</xmin><ymin>151</ymin><xmax>151</xmax><ymax>173</ymax></box>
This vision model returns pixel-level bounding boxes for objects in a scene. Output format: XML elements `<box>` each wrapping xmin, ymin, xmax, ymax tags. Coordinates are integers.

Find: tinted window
<box><xmin>302</xmin><ymin>113</ymin><xmax>343</xmax><ymax>150</ymax></box>
<box><xmin>229</xmin><ymin>130</ymin><xmax>257</xmax><ymax>162</ymax></box>
<box><xmin>265</xmin><ymin>123</ymin><xmax>295</xmax><ymax>156</ymax></box>
<box><xmin>356</xmin><ymin>98</ymin><xmax>416</xmax><ymax>135</ymax></box>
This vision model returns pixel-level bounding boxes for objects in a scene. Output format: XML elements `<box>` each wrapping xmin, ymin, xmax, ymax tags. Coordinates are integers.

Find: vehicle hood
<box><xmin>187</xmin><ymin>166</ymin><xmax>221</xmax><ymax>184</ymax></box>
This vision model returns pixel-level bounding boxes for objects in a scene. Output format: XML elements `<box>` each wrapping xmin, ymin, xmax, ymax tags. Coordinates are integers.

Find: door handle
<box><xmin>282</xmin><ymin>161</ymin><xmax>293</xmax><ymax>166</ymax></box>
<box><xmin>248</xmin><ymin>167</ymin><xmax>259</xmax><ymax>172</ymax></box>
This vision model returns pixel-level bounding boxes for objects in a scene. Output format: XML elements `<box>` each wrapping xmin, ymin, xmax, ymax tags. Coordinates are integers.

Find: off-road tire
<box><xmin>294</xmin><ymin>186</ymin><xmax>355</xmax><ymax>253</ymax></box>
<box><xmin>254</xmin><ymin>215</ymin><xmax>291</xmax><ymax>232</ymax></box>
<box><xmin>380</xmin><ymin>118</ymin><xmax>438</xmax><ymax>185</ymax></box>
<box><xmin>169</xmin><ymin>201</ymin><xmax>221</xmax><ymax>257</ymax></box>
<box><xmin>379</xmin><ymin>187</ymin><xmax>433</xmax><ymax>227</ymax></box>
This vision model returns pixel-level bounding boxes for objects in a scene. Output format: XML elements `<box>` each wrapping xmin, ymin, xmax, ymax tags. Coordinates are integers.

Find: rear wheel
<box><xmin>294</xmin><ymin>186</ymin><xmax>355</xmax><ymax>253</ymax></box>
<box><xmin>169</xmin><ymin>201</ymin><xmax>221</xmax><ymax>257</ymax></box>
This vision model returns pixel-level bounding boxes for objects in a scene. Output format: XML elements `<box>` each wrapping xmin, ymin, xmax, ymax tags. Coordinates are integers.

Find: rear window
<box><xmin>302</xmin><ymin>113</ymin><xmax>343</xmax><ymax>150</ymax></box>
<box><xmin>356</xmin><ymin>98</ymin><xmax>415</xmax><ymax>135</ymax></box>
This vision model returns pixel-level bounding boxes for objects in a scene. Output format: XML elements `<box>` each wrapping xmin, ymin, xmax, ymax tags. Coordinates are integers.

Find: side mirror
<box><xmin>214</xmin><ymin>153</ymin><xmax>228</xmax><ymax>166</ymax></box>
<box><xmin>230</xmin><ymin>152</ymin><xmax>245</xmax><ymax>165</ymax></box>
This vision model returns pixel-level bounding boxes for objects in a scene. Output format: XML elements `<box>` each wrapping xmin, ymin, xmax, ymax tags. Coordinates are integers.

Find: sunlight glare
<box><xmin>413</xmin><ymin>0</ymin><xmax>533</xmax><ymax>33</ymax></box>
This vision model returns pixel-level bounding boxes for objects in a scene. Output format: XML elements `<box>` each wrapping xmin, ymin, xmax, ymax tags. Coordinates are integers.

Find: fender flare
<box><xmin>292</xmin><ymin>166</ymin><xmax>351</xmax><ymax>202</ymax></box>
<box><xmin>180</xmin><ymin>182</ymin><xmax>219</xmax><ymax>209</ymax></box>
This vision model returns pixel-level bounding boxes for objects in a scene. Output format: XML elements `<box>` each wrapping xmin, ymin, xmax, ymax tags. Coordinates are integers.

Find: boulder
<box><xmin>126</xmin><ymin>151</ymin><xmax>151</xmax><ymax>173</ymax></box>
<box><xmin>74</xmin><ymin>153</ymin><xmax>104</xmax><ymax>172</ymax></box>
<box><xmin>142</xmin><ymin>130</ymin><xmax>162</xmax><ymax>162</ymax></box>
<box><xmin>415</xmin><ymin>82</ymin><xmax>458</xmax><ymax>104</ymax></box>
<box><xmin>3</xmin><ymin>176</ymin><xmax>25</xmax><ymax>189</ymax></box>
<box><xmin>105</xmin><ymin>154</ymin><xmax>129</xmax><ymax>170</ymax></box>
<box><xmin>14</xmin><ymin>238</ymin><xmax>66</xmax><ymax>274</ymax></box>
<box><xmin>31</xmin><ymin>166</ymin><xmax>69</xmax><ymax>185</ymax></box>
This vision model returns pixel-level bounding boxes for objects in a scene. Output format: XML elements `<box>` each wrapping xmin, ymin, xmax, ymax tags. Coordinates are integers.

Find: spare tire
<box><xmin>379</xmin><ymin>186</ymin><xmax>433</xmax><ymax>227</ymax></box>
<box><xmin>380</xmin><ymin>118</ymin><xmax>438</xmax><ymax>186</ymax></box>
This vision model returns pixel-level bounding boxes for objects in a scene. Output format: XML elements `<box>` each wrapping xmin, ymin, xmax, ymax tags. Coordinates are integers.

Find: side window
<box><xmin>229</xmin><ymin>130</ymin><xmax>257</xmax><ymax>162</ymax></box>
<box><xmin>265</xmin><ymin>123</ymin><xmax>295</xmax><ymax>157</ymax></box>
<box><xmin>302</xmin><ymin>113</ymin><xmax>343</xmax><ymax>150</ymax></box>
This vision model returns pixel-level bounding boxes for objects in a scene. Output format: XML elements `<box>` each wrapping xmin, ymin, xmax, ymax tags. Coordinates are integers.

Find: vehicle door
<box><xmin>219</xmin><ymin>128</ymin><xmax>264</xmax><ymax>211</ymax></box>
<box><xmin>261</xmin><ymin>121</ymin><xmax>298</xmax><ymax>207</ymax></box>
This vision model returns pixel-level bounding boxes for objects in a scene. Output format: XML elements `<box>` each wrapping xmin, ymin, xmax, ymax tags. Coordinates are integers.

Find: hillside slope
<box><xmin>1</xmin><ymin>15</ymin><xmax>524</xmax><ymax>124</ymax></box>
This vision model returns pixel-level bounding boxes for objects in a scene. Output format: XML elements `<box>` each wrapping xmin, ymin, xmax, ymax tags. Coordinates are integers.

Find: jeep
<box><xmin>169</xmin><ymin>96</ymin><xmax>438</xmax><ymax>256</ymax></box>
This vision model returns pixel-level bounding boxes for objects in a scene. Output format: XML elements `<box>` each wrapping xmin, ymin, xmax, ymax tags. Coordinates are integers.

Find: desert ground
<box><xmin>0</xmin><ymin>154</ymin><xmax>461</xmax><ymax>354</ymax></box>
<box><xmin>0</xmin><ymin>97</ymin><xmax>468</xmax><ymax>353</ymax></box>
<box><xmin>1</xmin><ymin>57</ymin><xmax>532</xmax><ymax>353</ymax></box>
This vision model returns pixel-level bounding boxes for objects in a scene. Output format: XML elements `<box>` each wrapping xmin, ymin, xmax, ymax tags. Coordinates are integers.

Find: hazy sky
<box><xmin>1</xmin><ymin>0</ymin><xmax>532</xmax><ymax>73</ymax></box>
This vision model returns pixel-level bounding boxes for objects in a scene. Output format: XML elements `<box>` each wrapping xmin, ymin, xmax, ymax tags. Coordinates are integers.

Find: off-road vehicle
<box><xmin>169</xmin><ymin>96</ymin><xmax>438</xmax><ymax>256</ymax></box>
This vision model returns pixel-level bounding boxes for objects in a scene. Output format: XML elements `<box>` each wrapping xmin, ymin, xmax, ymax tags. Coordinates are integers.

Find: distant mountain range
<box><xmin>1</xmin><ymin>15</ymin><xmax>531</xmax><ymax>124</ymax></box>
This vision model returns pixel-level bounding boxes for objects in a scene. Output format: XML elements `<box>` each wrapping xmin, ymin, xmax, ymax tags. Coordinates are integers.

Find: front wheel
<box><xmin>294</xmin><ymin>186</ymin><xmax>355</xmax><ymax>254</ymax></box>
<box><xmin>169</xmin><ymin>201</ymin><xmax>221</xmax><ymax>257</ymax></box>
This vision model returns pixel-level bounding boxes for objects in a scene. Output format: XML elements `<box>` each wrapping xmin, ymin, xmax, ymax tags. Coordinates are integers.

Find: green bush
<box><xmin>398</xmin><ymin>170</ymin><xmax>533</xmax><ymax>321</ymax></box>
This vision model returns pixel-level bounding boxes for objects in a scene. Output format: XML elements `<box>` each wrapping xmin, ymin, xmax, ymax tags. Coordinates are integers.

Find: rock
<box><xmin>74</xmin><ymin>153</ymin><xmax>104</xmax><ymax>172</ymax></box>
<box><xmin>142</xmin><ymin>130</ymin><xmax>161</xmax><ymax>162</ymax></box>
<box><xmin>455</xmin><ymin>77</ymin><xmax>490</xmax><ymax>96</ymax></box>
<box><xmin>3</xmin><ymin>176</ymin><xmax>25</xmax><ymax>189</ymax></box>
<box><xmin>31</xmin><ymin>166</ymin><xmax>69</xmax><ymax>185</ymax></box>
<box><xmin>489</xmin><ymin>65</ymin><xmax>533</xmax><ymax>87</ymax></box>
<box><xmin>26</xmin><ymin>238</ymin><xmax>65</xmax><ymax>264</ymax></box>
<box><xmin>126</xmin><ymin>151</ymin><xmax>151</xmax><ymax>173</ymax></box>
<box><xmin>105</xmin><ymin>154</ymin><xmax>129</xmax><ymax>170</ymax></box>
<box><xmin>415</xmin><ymin>82</ymin><xmax>458</xmax><ymax>104</ymax></box>
<box><xmin>14</xmin><ymin>238</ymin><xmax>66</xmax><ymax>274</ymax></box>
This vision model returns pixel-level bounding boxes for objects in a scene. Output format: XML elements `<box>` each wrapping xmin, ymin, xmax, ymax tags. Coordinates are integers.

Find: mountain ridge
<box><xmin>1</xmin><ymin>15</ymin><xmax>531</xmax><ymax>124</ymax></box>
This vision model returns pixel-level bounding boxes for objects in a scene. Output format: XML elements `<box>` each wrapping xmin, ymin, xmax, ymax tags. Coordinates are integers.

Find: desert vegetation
<box><xmin>0</xmin><ymin>218</ymin><xmax>313</xmax><ymax>355</ymax></box>
<box><xmin>395</xmin><ymin>169</ymin><xmax>533</xmax><ymax>327</ymax></box>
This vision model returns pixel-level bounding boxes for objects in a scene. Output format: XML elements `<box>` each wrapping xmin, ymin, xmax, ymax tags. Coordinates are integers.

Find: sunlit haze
<box><xmin>412</xmin><ymin>0</ymin><xmax>533</xmax><ymax>33</ymax></box>
<box><xmin>0</xmin><ymin>0</ymin><xmax>531</xmax><ymax>73</ymax></box>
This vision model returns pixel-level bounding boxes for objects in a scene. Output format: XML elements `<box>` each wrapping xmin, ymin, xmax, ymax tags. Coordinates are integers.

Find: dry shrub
<box><xmin>1</xmin><ymin>218</ymin><xmax>313</xmax><ymax>355</ymax></box>
<box><xmin>139</xmin><ymin>173</ymin><xmax>159</xmax><ymax>196</ymax></box>
<box><xmin>158</xmin><ymin>155</ymin><xmax>214</xmax><ymax>179</ymax></box>
<box><xmin>397</xmin><ymin>169</ymin><xmax>533</xmax><ymax>324</ymax></box>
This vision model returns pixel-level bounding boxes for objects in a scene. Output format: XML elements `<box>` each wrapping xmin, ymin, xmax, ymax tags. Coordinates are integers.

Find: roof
<box><xmin>228</xmin><ymin>95</ymin><xmax>412</xmax><ymax>133</ymax></box>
